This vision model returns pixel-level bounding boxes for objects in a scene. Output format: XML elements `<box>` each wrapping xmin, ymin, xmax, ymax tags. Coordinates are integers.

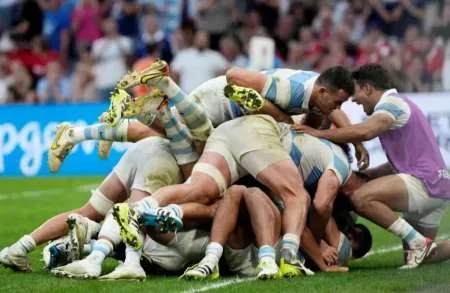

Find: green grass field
<box><xmin>1</xmin><ymin>177</ymin><xmax>450</xmax><ymax>293</ymax></box>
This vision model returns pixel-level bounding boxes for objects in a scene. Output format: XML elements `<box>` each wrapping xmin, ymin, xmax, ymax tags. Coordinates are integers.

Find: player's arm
<box><xmin>226</xmin><ymin>67</ymin><xmax>267</xmax><ymax>93</ymax></box>
<box><xmin>311</xmin><ymin>170</ymin><xmax>341</xmax><ymax>241</ymax></box>
<box><xmin>293</xmin><ymin>113</ymin><xmax>394</xmax><ymax>144</ymax></box>
<box><xmin>362</xmin><ymin>162</ymin><xmax>396</xmax><ymax>179</ymax></box>
<box><xmin>252</xmin><ymin>100</ymin><xmax>294</xmax><ymax>124</ymax></box>
<box><xmin>328</xmin><ymin>109</ymin><xmax>370</xmax><ymax>169</ymax></box>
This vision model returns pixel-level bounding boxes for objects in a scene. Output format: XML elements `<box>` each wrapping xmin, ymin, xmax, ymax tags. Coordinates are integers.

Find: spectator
<box><xmin>171</xmin><ymin>31</ymin><xmax>229</xmax><ymax>92</ymax></box>
<box><xmin>72</xmin><ymin>61</ymin><xmax>97</xmax><ymax>102</ymax></box>
<box><xmin>0</xmin><ymin>54</ymin><xmax>11</xmax><ymax>104</ymax></box>
<box><xmin>145</xmin><ymin>0</ymin><xmax>184</xmax><ymax>34</ymax></box>
<box><xmin>236</xmin><ymin>10</ymin><xmax>268</xmax><ymax>45</ymax></box>
<box><xmin>112</xmin><ymin>0</ymin><xmax>140</xmax><ymax>39</ymax></box>
<box><xmin>36</xmin><ymin>61</ymin><xmax>71</xmax><ymax>103</ymax></box>
<box><xmin>8</xmin><ymin>61</ymin><xmax>34</xmax><ymax>104</ymax></box>
<box><xmin>219</xmin><ymin>34</ymin><xmax>248</xmax><ymax>67</ymax></box>
<box><xmin>92</xmin><ymin>18</ymin><xmax>132</xmax><ymax>101</ymax></box>
<box><xmin>433</xmin><ymin>1</ymin><xmax>450</xmax><ymax>40</ymax></box>
<box><xmin>10</xmin><ymin>0</ymin><xmax>43</xmax><ymax>43</ymax></box>
<box><xmin>442</xmin><ymin>39</ymin><xmax>450</xmax><ymax>91</ymax></box>
<box><xmin>247</xmin><ymin>0</ymin><xmax>279</xmax><ymax>34</ymax></box>
<box><xmin>71</xmin><ymin>0</ymin><xmax>102</xmax><ymax>49</ymax></box>
<box><xmin>0</xmin><ymin>0</ymin><xmax>22</xmax><ymax>30</ymax></box>
<box><xmin>273</xmin><ymin>14</ymin><xmax>295</xmax><ymax>60</ymax></box>
<box><xmin>286</xmin><ymin>42</ymin><xmax>306</xmax><ymax>70</ymax></box>
<box><xmin>395</xmin><ymin>0</ymin><xmax>426</xmax><ymax>38</ymax></box>
<box><xmin>296</xmin><ymin>26</ymin><xmax>323</xmax><ymax>69</ymax></box>
<box><xmin>10</xmin><ymin>36</ymin><xmax>60</xmax><ymax>80</ymax></box>
<box><xmin>135</xmin><ymin>14</ymin><xmax>173</xmax><ymax>62</ymax></box>
<box><xmin>41</xmin><ymin>0</ymin><xmax>71</xmax><ymax>62</ymax></box>
<box><xmin>195</xmin><ymin>0</ymin><xmax>238</xmax><ymax>50</ymax></box>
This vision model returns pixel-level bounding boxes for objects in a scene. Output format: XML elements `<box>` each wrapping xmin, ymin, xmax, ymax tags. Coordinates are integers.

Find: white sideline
<box><xmin>179</xmin><ymin>277</ymin><xmax>256</xmax><ymax>293</ymax></box>
<box><xmin>0</xmin><ymin>183</ymin><xmax>98</xmax><ymax>200</ymax></box>
<box><xmin>181</xmin><ymin>233</ymin><xmax>450</xmax><ymax>293</ymax></box>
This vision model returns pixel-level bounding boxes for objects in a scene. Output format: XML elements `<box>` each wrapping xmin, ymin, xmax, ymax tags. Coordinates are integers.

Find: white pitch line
<box><xmin>179</xmin><ymin>277</ymin><xmax>256</xmax><ymax>293</ymax></box>
<box><xmin>0</xmin><ymin>183</ymin><xmax>98</xmax><ymax>201</ymax></box>
<box><xmin>182</xmin><ymin>233</ymin><xmax>450</xmax><ymax>292</ymax></box>
<box><xmin>361</xmin><ymin>233</ymin><xmax>450</xmax><ymax>258</ymax></box>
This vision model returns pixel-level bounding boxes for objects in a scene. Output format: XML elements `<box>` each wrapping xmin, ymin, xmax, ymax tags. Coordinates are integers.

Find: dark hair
<box><xmin>316</xmin><ymin>65</ymin><xmax>355</xmax><ymax>96</ymax></box>
<box><xmin>348</xmin><ymin>223</ymin><xmax>373</xmax><ymax>259</ymax></box>
<box><xmin>352</xmin><ymin>63</ymin><xmax>393</xmax><ymax>91</ymax></box>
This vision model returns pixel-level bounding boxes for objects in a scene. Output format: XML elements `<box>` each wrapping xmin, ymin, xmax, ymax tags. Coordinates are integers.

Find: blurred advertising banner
<box><xmin>0</xmin><ymin>103</ymin><xmax>130</xmax><ymax>176</ymax></box>
<box><xmin>1</xmin><ymin>92</ymin><xmax>449</xmax><ymax>176</ymax></box>
<box><xmin>342</xmin><ymin>92</ymin><xmax>450</xmax><ymax>169</ymax></box>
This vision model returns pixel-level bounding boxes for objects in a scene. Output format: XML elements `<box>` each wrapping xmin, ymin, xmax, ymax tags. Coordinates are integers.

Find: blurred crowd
<box><xmin>0</xmin><ymin>0</ymin><xmax>450</xmax><ymax>104</ymax></box>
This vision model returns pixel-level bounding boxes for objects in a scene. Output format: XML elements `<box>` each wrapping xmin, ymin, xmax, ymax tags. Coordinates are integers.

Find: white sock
<box><xmin>9</xmin><ymin>235</ymin><xmax>36</xmax><ymax>255</ymax></box>
<box><xmin>87</xmin><ymin>238</ymin><xmax>113</xmax><ymax>264</ymax></box>
<box><xmin>166</xmin><ymin>204</ymin><xmax>183</xmax><ymax>219</ymax></box>
<box><xmin>70</xmin><ymin>120</ymin><xmax>129</xmax><ymax>143</ymax></box>
<box><xmin>281</xmin><ymin>233</ymin><xmax>300</xmax><ymax>256</ymax></box>
<box><xmin>258</xmin><ymin>245</ymin><xmax>276</xmax><ymax>263</ymax></box>
<box><xmin>124</xmin><ymin>245</ymin><xmax>142</xmax><ymax>266</ymax></box>
<box><xmin>83</xmin><ymin>240</ymin><xmax>94</xmax><ymax>254</ymax></box>
<box><xmin>134</xmin><ymin>197</ymin><xmax>160</xmax><ymax>215</ymax></box>
<box><xmin>388</xmin><ymin>217</ymin><xmax>426</xmax><ymax>248</ymax></box>
<box><xmin>204</xmin><ymin>242</ymin><xmax>223</xmax><ymax>266</ymax></box>
<box><xmin>97</xmin><ymin>214</ymin><xmax>122</xmax><ymax>245</ymax></box>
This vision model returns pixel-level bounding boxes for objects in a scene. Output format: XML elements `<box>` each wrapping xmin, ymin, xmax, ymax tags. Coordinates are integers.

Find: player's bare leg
<box><xmin>0</xmin><ymin>174</ymin><xmax>126</xmax><ymax>272</ymax></box>
<box><xmin>351</xmin><ymin>175</ymin><xmax>436</xmax><ymax>269</ymax></box>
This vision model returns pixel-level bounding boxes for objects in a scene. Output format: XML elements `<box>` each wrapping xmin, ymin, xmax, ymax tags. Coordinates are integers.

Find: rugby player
<box><xmin>296</xmin><ymin>64</ymin><xmax>450</xmax><ymax>269</ymax></box>
<box><xmin>0</xmin><ymin>137</ymin><xmax>183</xmax><ymax>272</ymax></box>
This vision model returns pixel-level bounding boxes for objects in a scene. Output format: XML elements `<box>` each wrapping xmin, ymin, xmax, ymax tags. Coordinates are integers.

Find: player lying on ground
<box><xmin>113</xmin><ymin>113</ymin><xmax>354</xmax><ymax>278</ymax></box>
<box><xmin>0</xmin><ymin>137</ymin><xmax>184</xmax><ymax>272</ymax></box>
<box><xmin>48</xmin><ymin>60</ymin><xmax>369</xmax><ymax>174</ymax></box>
<box><xmin>50</xmin><ymin>214</ymin><xmax>213</xmax><ymax>280</ymax></box>
<box><xmin>181</xmin><ymin>179</ymin><xmax>371</xmax><ymax>280</ymax></box>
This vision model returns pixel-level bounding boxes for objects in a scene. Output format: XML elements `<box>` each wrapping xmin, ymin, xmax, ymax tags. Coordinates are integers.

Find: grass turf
<box><xmin>1</xmin><ymin>177</ymin><xmax>450</xmax><ymax>293</ymax></box>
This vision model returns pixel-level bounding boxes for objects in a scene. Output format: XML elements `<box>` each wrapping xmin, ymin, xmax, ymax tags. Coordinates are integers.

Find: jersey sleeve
<box><xmin>261</xmin><ymin>76</ymin><xmax>306</xmax><ymax>114</ymax></box>
<box><xmin>324</xmin><ymin>142</ymin><xmax>351</xmax><ymax>184</ymax></box>
<box><xmin>373</xmin><ymin>95</ymin><xmax>411</xmax><ymax>129</ymax></box>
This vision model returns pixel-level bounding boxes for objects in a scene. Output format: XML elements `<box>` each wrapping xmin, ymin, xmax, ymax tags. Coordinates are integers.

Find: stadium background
<box><xmin>1</xmin><ymin>2</ymin><xmax>450</xmax><ymax>292</ymax></box>
<box><xmin>1</xmin><ymin>0</ymin><xmax>450</xmax><ymax>176</ymax></box>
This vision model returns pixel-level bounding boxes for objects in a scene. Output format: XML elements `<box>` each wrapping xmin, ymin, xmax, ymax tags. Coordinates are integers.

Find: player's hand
<box><xmin>322</xmin><ymin>245</ymin><xmax>338</xmax><ymax>266</ymax></box>
<box><xmin>354</xmin><ymin>142</ymin><xmax>370</xmax><ymax>170</ymax></box>
<box><xmin>324</xmin><ymin>266</ymin><xmax>349</xmax><ymax>273</ymax></box>
<box><xmin>291</xmin><ymin>124</ymin><xmax>321</xmax><ymax>137</ymax></box>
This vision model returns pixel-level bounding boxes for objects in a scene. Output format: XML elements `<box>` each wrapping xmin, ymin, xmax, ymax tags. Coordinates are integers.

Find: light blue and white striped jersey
<box><xmin>281</xmin><ymin>128</ymin><xmax>351</xmax><ymax>188</ymax></box>
<box><xmin>262</xmin><ymin>69</ymin><xmax>319</xmax><ymax>114</ymax></box>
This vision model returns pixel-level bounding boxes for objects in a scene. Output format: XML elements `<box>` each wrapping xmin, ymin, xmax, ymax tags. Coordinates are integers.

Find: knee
<box><xmin>76</xmin><ymin>204</ymin><xmax>104</xmax><ymax>222</ymax></box>
<box><xmin>226</xmin><ymin>185</ymin><xmax>247</xmax><ymax>202</ymax></box>
<box><xmin>188</xmin><ymin>182</ymin><xmax>220</xmax><ymax>204</ymax></box>
<box><xmin>350</xmin><ymin>191</ymin><xmax>371</xmax><ymax>212</ymax></box>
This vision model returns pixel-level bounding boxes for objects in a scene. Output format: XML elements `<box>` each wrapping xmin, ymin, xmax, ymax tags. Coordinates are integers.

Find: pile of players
<box><xmin>1</xmin><ymin>60</ymin><xmax>450</xmax><ymax>281</ymax></box>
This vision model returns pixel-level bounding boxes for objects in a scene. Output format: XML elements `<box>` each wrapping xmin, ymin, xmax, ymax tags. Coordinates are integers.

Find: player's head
<box><xmin>352</xmin><ymin>63</ymin><xmax>394</xmax><ymax>115</ymax></box>
<box><xmin>314</xmin><ymin>66</ymin><xmax>354</xmax><ymax>115</ymax></box>
<box><xmin>346</xmin><ymin>223</ymin><xmax>373</xmax><ymax>259</ymax></box>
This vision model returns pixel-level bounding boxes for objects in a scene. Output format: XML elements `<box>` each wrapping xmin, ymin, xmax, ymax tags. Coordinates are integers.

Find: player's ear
<box><xmin>318</xmin><ymin>86</ymin><xmax>328</xmax><ymax>95</ymax></box>
<box><xmin>362</xmin><ymin>83</ymin><xmax>372</xmax><ymax>96</ymax></box>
